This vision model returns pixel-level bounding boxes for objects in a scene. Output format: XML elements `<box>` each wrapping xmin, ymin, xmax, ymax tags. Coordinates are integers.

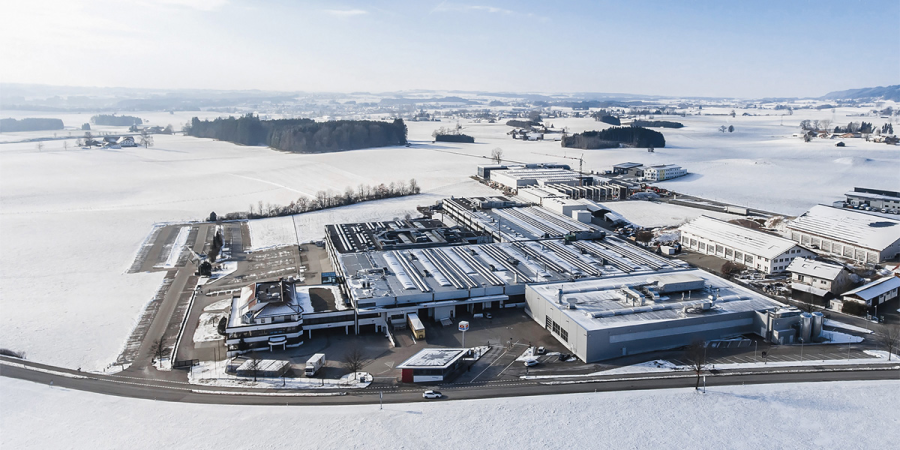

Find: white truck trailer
<box><xmin>305</xmin><ymin>353</ymin><xmax>325</xmax><ymax>376</ymax></box>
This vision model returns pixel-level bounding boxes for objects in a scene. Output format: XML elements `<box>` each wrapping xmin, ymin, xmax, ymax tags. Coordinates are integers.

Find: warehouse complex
<box><xmin>785</xmin><ymin>205</ymin><xmax>900</xmax><ymax>263</ymax></box>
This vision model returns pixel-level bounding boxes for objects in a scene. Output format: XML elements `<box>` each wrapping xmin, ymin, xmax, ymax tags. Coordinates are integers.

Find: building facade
<box><xmin>786</xmin><ymin>205</ymin><xmax>900</xmax><ymax>263</ymax></box>
<box><xmin>680</xmin><ymin>216</ymin><xmax>816</xmax><ymax>274</ymax></box>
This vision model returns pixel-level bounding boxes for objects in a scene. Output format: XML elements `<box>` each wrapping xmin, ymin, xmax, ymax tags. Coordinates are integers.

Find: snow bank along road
<box><xmin>3</xmin><ymin>375</ymin><xmax>898</xmax><ymax>450</ymax></box>
<box><xmin>2</xmin><ymin>355</ymin><xmax>898</xmax><ymax>406</ymax></box>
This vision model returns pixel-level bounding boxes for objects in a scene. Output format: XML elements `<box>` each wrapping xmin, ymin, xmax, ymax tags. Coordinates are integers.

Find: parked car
<box><xmin>536</xmin><ymin>346</ymin><xmax>546</xmax><ymax>355</ymax></box>
<box><xmin>485</xmin><ymin>313</ymin><xmax>493</xmax><ymax>319</ymax></box>
<box><xmin>524</xmin><ymin>359</ymin><xmax>540</xmax><ymax>367</ymax></box>
<box><xmin>423</xmin><ymin>390</ymin><xmax>443</xmax><ymax>399</ymax></box>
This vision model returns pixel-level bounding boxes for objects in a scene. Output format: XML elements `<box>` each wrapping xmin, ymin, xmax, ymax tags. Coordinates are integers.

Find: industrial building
<box><xmin>331</xmin><ymin>235</ymin><xmax>684</xmax><ymax>332</ymax></box>
<box><xmin>786</xmin><ymin>205</ymin><xmax>900</xmax><ymax>263</ymax></box>
<box><xmin>524</xmin><ymin>269</ymin><xmax>789</xmax><ymax>362</ymax></box>
<box><xmin>642</xmin><ymin>164</ymin><xmax>687</xmax><ymax>181</ymax></box>
<box><xmin>398</xmin><ymin>348</ymin><xmax>469</xmax><ymax>383</ymax></box>
<box><xmin>442</xmin><ymin>196</ymin><xmax>603</xmax><ymax>242</ymax></box>
<box><xmin>679</xmin><ymin>216</ymin><xmax>816</xmax><ymax>274</ymax></box>
<box><xmin>489</xmin><ymin>167</ymin><xmax>588</xmax><ymax>190</ymax></box>
<box><xmin>325</xmin><ymin>218</ymin><xmax>487</xmax><ymax>254</ymax></box>
<box><xmin>837</xmin><ymin>276</ymin><xmax>900</xmax><ymax>312</ymax></box>
<box><xmin>225</xmin><ymin>280</ymin><xmax>354</xmax><ymax>356</ymax></box>
<box><xmin>612</xmin><ymin>162</ymin><xmax>643</xmax><ymax>176</ymax></box>
<box><xmin>476</xmin><ymin>163</ymin><xmax>571</xmax><ymax>181</ymax></box>
<box><xmin>844</xmin><ymin>187</ymin><xmax>900</xmax><ymax>212</ymax></box>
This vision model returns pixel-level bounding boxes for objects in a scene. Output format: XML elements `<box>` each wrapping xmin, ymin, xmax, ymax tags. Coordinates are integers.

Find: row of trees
<box><xmin>91</xmin><ymin>114</ymin><xmax>143</xmax><ymax>126</ymax></box>
<box><xmin>562</xmin><ymin>126</ymin><xmax>666</xmax><ymax>149</ymax></box>
<box><xmin>186</xmin><ymin>114</ymin><xmax>408</xmax><ymax>153</ymax></box>
<box><xmin>632</xmin><ymin>120</ymin><xmax>684</xmax><ymax>129</ymax></box>
<box><xmin>218</xmin><ymin>178</ymin><xmax>421</xmax><ymax>220</ymax></box>
<box><xmin>0</xmin><ymin>118</ymin><xmax>64</xmax><ymax>132</ymax></box>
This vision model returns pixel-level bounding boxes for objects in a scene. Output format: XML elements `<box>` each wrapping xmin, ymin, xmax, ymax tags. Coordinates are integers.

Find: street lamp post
<box><xmin>800</xmin><ymin>338</ymin><xmax>804</xmax><ymax>362</ymax></box>
<box><xmin>754</xmin><ymin>341</ymin><xmax>758</xmax><ymax>364</ymax></box>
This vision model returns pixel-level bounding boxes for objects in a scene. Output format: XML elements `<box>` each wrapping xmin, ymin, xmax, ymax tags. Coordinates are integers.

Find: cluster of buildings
<box><xmin>676</xmin><ymin>188</ymin><xmax>900</xmax><ymax>317</ymax></box>
<box><xmin>612</xmin><ymin>162</ymin><xmax>688</xmax><ymax>181</ymax></box>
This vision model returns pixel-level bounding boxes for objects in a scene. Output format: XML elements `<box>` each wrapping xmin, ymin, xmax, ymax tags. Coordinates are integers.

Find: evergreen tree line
<box><xmin>505</xmin><ymin>120</ymin><xmax>536</xmax><ymax>128</ymax></box>
<box><xmin>91</xmin><ymin>114</ymin><xmax>143</xmax><ymax>126</ymax></box>
<box><xmin>562</xmin><ymin>126</ymin><xmax>666</xmax><ymax>149</ymax></box>
<box><xmin>219</xmin><ymin>178</ymin><xmax>421</xmax><ymax>220</ymax></box>
<box><xmin>0</xmin><ymin>118</ymin><xmax>64</xmax><ymax>132</ymax></box>
<box><xmin>186</xmin><ymin>114</ymin><xmax>408</xmax><ymax>153</ymax></box>
<box><xmin>832</xmin><ymin>121</ymin><xmax>887</xmax><ymax>134</ymax></box>
<box><xmin>631</xmin><ymin>120</ymin><xmax>684</xmax><ymax>128</ymax></box>
<box><xmin>589</xmin><ymin>111</ymin><xmax>621</xmax><ymax>126</ymax></box>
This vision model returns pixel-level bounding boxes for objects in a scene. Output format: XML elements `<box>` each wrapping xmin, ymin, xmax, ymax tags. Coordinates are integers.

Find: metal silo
<box><xmin>799</xmin><ymin>312</ymin><xmax>813</xmax><ymax>343</ymax></box>
<box><xmin>811</xmin><ymin>312</ymin><xmax>824</xmax><ymax>339</ymax></box>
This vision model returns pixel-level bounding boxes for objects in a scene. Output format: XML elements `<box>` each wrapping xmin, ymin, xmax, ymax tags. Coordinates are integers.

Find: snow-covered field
<box><xmin>2</xmin><ymin>376</ymin><xmax>898</xmax><ymax>449</ymax></box>
<box><xmin>1</xmin><ymin>106</ymin><xmax>897</xmax><ymax>372</ymax></box>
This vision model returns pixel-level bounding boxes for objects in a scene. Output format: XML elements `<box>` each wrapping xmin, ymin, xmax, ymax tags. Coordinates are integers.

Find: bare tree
<box><xmin>878</xmin><ymin>324</ymin><xmax>899</xmax><ymax>361</ymax></box>
<box><xmin>718</xmin><ymin>125</ymin><xmax>727</xmax><ymax>133</ymax></box>
<box><xmin>819</xmin><ymin>119</ymin><xmax>831</xmax><ymax>133</ymax></box>
<box><xmin>140</xmin><ymin>129</ymin><xmax>154</xmax><ymax>148</ymax></box>
<box><xmin>342</xmin><ymin>347</ymin><xmax>365</xmax><ymax>380</ymax></box>
<box><xmin>151</xmin><ymin>338</ymin><xmax>167</xmax><ymax>364</ymax></box>
<box><xmin>63</xmin><ymin>141</ymin><xmax>68</xmax><ymax>151</ymax></box>
<box><xmin>684</xmin><ymin>339</ymin><xmax>707</xmax><ymax>390</ymax></box>
<box><xmin>491</xmin><ymin>147</ymin><xmax>504</xmax><ymax>164</ymax></box>
<box><xmin>36</xmin><ymin>142</ymin><xmax>44</xmax><ymax>151</ymax></box>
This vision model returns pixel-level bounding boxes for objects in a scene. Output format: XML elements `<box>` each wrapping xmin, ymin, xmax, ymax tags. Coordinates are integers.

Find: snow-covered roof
<box><xmin>646</xmin><ymin>164</ymin><xmax>682</xmax><ymax>170</ymax></box>
<box><xmin>787</xmin><ymin>205</ymin><xmax>900</xmax><ymax>251</ymax></box>
<box><xmin>680</xmin><ymin>215</ymin><xmax>799</xmax><ymax>259</ymax></box>
<box><xmin>397</xmin><ymin>348</ymin><xmax>467</xmax><ymax>369</ymax></box>
<box><xmin>530</xmin><ymin>269</ymin><xmax>784</xmax><ymax>332</ymax></box>
<box><xmin>842</xmin><ymin>276</ymin><xmax>900</xmax><ymax>301</ymax></box>
<box><xmin>786</xmin><ymin>258</ymin><xmax>846</xmax><ymax>280</ymax></box>
<box><xmin>791</xmin><ymin>282</ymin><xmax>829</xmax><ymax>297</ymax></box>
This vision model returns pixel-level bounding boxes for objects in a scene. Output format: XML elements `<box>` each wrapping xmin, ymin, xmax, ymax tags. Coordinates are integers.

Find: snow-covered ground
<box><xmin>1</xmin><ymin>106</ymin><xmax>897</xmax><ymax>372</ymax></box>
<box><xmin>247</xmin><ymin>216</ymin><xmax>299</xmax><ymax>250</ymax></box>
<box><xmin>825</xmin><ymin>318</ymin><xmax>875</xmax><ymax>334</ymax></box>
<box><xmin>2</xmin><ymin>376</ymin><xmax>898</xmax><ymax>449</ymax></box>
<box><xmin>188</xmin><ymin>360</ymin><xmax>372</xmax><ymax>389</ymax></box>
<box><xmin>597</xmin><ymin>200</ymin><xmax>735</xmax><ymax>228</ymax></box>
<box><xmin>191</xmin><ymin>313</ymin><xmax>225</xmax><ymax>344</ymax></box>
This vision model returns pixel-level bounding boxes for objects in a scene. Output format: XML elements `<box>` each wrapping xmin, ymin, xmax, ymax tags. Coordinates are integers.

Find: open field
<box><xmin>2</xmin><ymin>375</ymin><xmax>898</xmax><ymax>449</ymax></box>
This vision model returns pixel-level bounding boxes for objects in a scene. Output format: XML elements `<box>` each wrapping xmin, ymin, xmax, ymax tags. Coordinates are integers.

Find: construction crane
<box><xmin>529</xmin><ymin>152</ymin><xmax>586</xmax><ymax>186</ymax></box>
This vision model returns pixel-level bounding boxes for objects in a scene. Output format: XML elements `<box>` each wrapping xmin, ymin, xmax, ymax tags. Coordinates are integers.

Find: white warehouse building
<box><xmin>642</xmin><ymin>164</ymin><xmax>687</xmax><ymax>181</ymax></box>
<box><xmin>680</xmin><ymin>216</ymin><xmax>816</xmax><ymax>274</ymax></box>
<box><xmin>786</xmin><ymin>205</ymin><xmax>900</xmax><ymax>263</ymax></box>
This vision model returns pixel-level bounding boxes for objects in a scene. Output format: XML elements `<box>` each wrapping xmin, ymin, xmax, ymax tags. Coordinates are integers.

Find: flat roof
<box><xmin>339</xmin><ymin>237</ymin><xmax>687</xmax><ymax>303</ymax></box>
<box><xmin>613</xmin><ymin>162</ymin><xmax>643</xmax><ymax>169</ymax></box>
<box><xmin>845</xmin><ymin>191</ymin><xmax>900</xmax><ymax>202</ymax></box>
<box><xmin>397</xmin><ymin>348</ymin><xmax>468</xmax><ymax>369</ymax></box>
<box><xmin>530</xmin><ymin>269</ymin><xmax>785</xmax><ymax>332</ymax></box>
<box><xmin>787</xmin><ymin>205</ymin><xmax>900</xmax><ymax>251</ymax></box>
<box><xmin>680</xmin><ymin>215</ymin><xmax>799</xmax><ymax>259</ymax></box>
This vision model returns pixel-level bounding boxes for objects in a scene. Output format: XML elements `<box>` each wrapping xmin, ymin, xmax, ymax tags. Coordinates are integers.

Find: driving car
<box><xmin>524</xmin><ymin>359</ymin><xmax>540</xmax><ymax>367</ymax></box>
<box><xmin>423</xmin><ymin>390</ymin><xmax>443</xmax><ymax>399</ymax></box>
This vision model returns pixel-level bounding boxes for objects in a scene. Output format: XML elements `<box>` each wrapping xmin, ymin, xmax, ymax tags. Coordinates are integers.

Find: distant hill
<box><xmin>820</xmin><ymin>85</ymin><xmax>900</xmax><ymax>101</ymax></box>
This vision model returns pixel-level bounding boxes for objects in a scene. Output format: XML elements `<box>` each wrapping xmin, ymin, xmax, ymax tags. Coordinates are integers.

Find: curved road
<box><xmin>3</xmin><ymin>356</ymin><xmax>898</xmax><ymax>406</ymax></box>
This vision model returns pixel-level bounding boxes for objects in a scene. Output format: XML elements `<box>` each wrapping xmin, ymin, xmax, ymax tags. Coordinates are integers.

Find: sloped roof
<box><xmin>787</xmin><ymin>205</ymin><xmax>900</xmax><ymax>251</ymax></box>
<box><xmin>786</xmin><ymin>258</ymin><xmax>846</xmax><ymax>280</ymax></box>
<box><xmin>680</xmin><ymin>215</ymin><xmax>799</xmax><ymax>259</ymax></box>
<box><xmin>842</xmin><ymin>276</ymin><xmax>900</xmax><ymax>301</ymax></box>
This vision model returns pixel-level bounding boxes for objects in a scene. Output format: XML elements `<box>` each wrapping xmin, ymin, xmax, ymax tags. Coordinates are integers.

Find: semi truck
<box><xmin>305</xmin><ymin>353</ymin><xmax>325</xmax><ymax>377</ymax></box>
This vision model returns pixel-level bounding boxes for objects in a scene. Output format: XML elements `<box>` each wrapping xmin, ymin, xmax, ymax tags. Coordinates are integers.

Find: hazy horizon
<box><xmin>2</xmin><ymin>0</ymin><xmax>899</xmax><ymax>99</ymax></box>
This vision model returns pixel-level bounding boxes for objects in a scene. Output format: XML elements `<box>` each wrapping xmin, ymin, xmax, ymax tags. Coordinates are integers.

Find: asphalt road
<box><xmin>3</xmin><ymin>356</ymin><xmax>897</xmax><ymax>406</ymax></box>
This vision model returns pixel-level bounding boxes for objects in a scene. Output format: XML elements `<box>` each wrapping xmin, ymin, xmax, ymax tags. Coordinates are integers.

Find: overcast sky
<box><xmin>2</xmin><ymin>0</ymin><xmax>898</xmax><ymax>98</ymax></box>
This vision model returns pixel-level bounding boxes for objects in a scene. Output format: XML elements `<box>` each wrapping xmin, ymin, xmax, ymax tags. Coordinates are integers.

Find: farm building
<box><xmin>786</xmin><ymin>258</ymin><xmax>854</xmax><ymax>305</ymax></box>
<box><xmin>837</xmin><ymin>276</ymin><xmax>900</xmax><ymax>313</ymax></box>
